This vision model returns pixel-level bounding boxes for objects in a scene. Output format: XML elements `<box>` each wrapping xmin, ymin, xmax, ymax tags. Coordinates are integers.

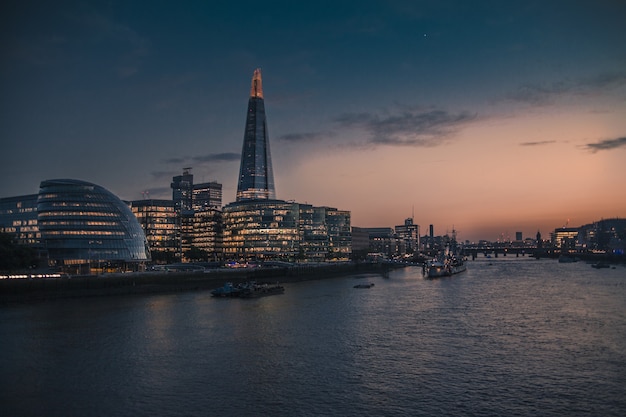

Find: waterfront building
<box><xmin>350</xmin><ymin>227</ymin><xmax>371</xmax><ymax>259</ymax></box>
<box><xmin>395</xmin><ymin>218</ymin><xmax>419</xmax><ymax>255</ymax></box>
<box><xmin>578</xmin><ymin>218</ymin><xmax>626</xmax><ymax>254</ymax></box>
<box><xmin>181</xmin><ymin>208</ymin><xmax>223</xmax><ymax>262</ymax></box>
<box><xmin>130</xmin><ymin>199</ymin><xmax>178</xmax><ymax>264</ymax></box>
<box><xmin>37</xmin><ymin>179</ymin><xmax>150</xmax><ymax>273</ymax></box>
<box><xmin>223</xmin><ymin>200</ymin><xmax>299</xmax><ymax>261</ymax></box>
<box><xmin>165</xmin><ymin>169</ymin><xmax>224</xmax><ymax>262</ymax></box>
<box><xmin>236</xmin><ymin>68</ymin><xmax>276</xmax><ymax>201</ymax></box>
<box><xmin>223</xmin><ymin>68</ymin><xmax>351</xmax><ymax>262</ymax></box>
<box><xmin>325</xmin><ymin>207</ymin><xmax>352</xmax><ymax>260</ymax></box>
<box><xmin>0</xmin><ymin>194</ymin><xmax>41</xmax><ymax>248</ymax></box>
<box><xmin>193</xmin><ymin>181</ymin><xmax>222</xmax><ymax>210</ymax></box>
<box><xmin>552</xmin><ymin>227</ymin><xmax>580</xmax><ymax>249</ymax></box>
<box><xmin>362</xmin><ymin>227</ymin><xmax>398</xmax><ymax>258</ymax></box>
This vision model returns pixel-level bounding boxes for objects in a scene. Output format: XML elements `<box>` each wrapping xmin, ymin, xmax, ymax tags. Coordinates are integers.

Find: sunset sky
<box><xmin>2</xmin><ymin>0</ymin><xmax>625</xmax><ymax>242</ymax></box>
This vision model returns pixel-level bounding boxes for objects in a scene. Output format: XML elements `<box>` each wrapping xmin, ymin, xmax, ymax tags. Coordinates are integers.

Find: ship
<box><xmin>424</xmin><ymin>255</ymin><xmax>467</xmax><ymax>278</ymax></box>
<box><xmin>424</xmin><ymin>229</ymin><xmax>467</xmax><ymax>278</ymax></box>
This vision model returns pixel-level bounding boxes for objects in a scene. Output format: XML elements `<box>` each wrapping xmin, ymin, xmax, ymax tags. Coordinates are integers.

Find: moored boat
<box><xmin>425</xmin><ymin>256</ymin><xmax>466</xmax><ymax>278</ymax></box>
<box><xmin>211</xmin><ymin>282</ymin><xmax>242</xmax><ymax>297</ymax></box>
<box><xmin>211</xmin><ymin>281</ymin><xmax>284</xmax><ymax>298</ymax></box>
<box><xmin>423</xmin><ymin>229</ymin><xmax>467</xmax><ymax>278</ymax></box>
<box><xmin>238</xmin><ymin>281</ymin><xmax>285</xmax><ymax>298</ymax></box>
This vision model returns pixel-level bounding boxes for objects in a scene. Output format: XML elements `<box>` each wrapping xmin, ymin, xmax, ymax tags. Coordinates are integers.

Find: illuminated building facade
<box><xmin>164</xmin><ymin>169</ymin><xmax>224</xmax><ymax>261</ymax></box>
<box><xmin>171</xmin><ymin>168</ymin><xmax>194</xmax><ymax>213</ymax></box>
<box><xmin>324</xmin><ymin>208</ymin><xmax>352</xmax><ymax>260</ymax></box>
<box><xmin>180</xmin><ymin>208</ymin><xmax>223</xmax><ymax>261</ymax></box>
<box><xmin>0</xmin><ymin>194</ymin><xmax>41</xmax><ymax>248</ymax></box>
<box><xmin>552</xmin><ymin>227</ymin><xmax>580</xmax><ymax>249</ymax></box>
<box><xmin>395</xmin><ymin>218</ymin><xmax>420</xmax><ymax>255</ymax></box>
<box><xmin>223</xmin><ymin>200</ymin><xmax>299</xmax><ymax>261</ymax></box>
<box><xmin>223</xmin><ymin>201</ymin><xmax>351</xmax><ymax>262</ymax></box>
<box><xmin>130</xmin><ymin>199</ymin><xmax>178</xmax><ymax>264</ymax></box>
<box><xmin>37</xmin><ymin>179</ymin><xmax>150</xmax><ymax>273</ymax></box>
<box><xmin>224</xmin><ymin>69</ymin><xmax>351</xmax><ymax>262</ymax></box>
<box><xmin>236</xmin><ymin>68</ymin><xmax>276</xmax><ymax>201</ymax></box>
<box><xmin>193</xmin><ymin>181</ymin><xmax>222</xmax><ymax>210</ymax></box>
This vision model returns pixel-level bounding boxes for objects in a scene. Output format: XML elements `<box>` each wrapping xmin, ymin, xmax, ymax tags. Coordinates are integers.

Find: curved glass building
<box><xmin>37</xmin><ymin>179</ymin><xmax>150</xmax><ymax>272</ymax></box>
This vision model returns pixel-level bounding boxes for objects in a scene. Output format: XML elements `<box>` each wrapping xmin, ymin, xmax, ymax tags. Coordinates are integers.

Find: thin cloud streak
<box><xmin>162</xmin><ymin>152</ymin><xmax>240</xmax><ymax>165</ymax></box>
<box><xmin>278</xmin><ymin>132</ymin><xmax>334</xmax><ymax>142</ymax></box>
<box><xmin>505</xmin><ymin>70</ymin><xmax>626</xmax><ymax>105</ymax></box>
<box><xmin>520</xmin><ymin>140</ymin><xmax>556</xmax><ymax>146</ymax></box>
<box><xmin>334</xmin><ymin>108</ymin><xmax>478</xmax><ymax>147</ymax></box>
<box><xmin>584</xmin><ymin>136</ymin><xmax>626</xmax><ymax>153</ymax></box>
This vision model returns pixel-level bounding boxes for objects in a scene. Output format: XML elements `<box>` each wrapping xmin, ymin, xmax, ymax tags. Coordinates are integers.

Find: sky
<box><xmin>1</xmin><ymin>0</ymin><xmax>625</xmax><ymax>242</ymax></box>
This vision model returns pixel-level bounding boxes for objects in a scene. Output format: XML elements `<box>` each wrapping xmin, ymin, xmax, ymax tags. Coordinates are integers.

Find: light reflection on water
<box><xmin>1</xmin><ymin>258</ymin><xmax>625</xmax><ymax>416</ymax></box>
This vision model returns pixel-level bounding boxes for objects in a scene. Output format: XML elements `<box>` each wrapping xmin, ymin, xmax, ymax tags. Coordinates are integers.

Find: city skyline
<box><xmin>2</xmin><ymin>1</ymin><xmax>625</xmax><ymax>242</ymax></box>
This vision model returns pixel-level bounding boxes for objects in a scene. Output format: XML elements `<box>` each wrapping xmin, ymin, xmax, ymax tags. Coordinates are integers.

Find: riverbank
<box><xmin>0</xmin><ymin>262</ymin><xmax>398</xmax><ymax>304</ymax></box>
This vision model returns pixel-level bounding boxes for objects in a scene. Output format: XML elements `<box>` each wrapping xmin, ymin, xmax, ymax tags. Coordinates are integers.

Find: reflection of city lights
<box><xmin>0</xmin><ymin>274</ymin><xmax>62</xmax><ymax>279</ymax></box>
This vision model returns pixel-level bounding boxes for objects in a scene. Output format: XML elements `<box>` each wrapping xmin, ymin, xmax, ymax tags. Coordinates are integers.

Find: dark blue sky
<box><xmin>2</xmin><ymin>0</ymin><xmax>625</xmax><ymax>240</ymax></box>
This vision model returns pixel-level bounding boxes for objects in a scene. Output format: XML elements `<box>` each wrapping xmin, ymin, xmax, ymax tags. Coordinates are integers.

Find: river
<box><xmin>1</xmin><ymin>257</ymin><xmax>625</xmax><ymax>416</ymax></box>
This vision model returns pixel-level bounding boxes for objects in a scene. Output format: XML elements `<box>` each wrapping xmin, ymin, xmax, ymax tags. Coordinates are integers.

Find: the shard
<box><xmin>236</xmin><ymin>68</ymin><xmax>276</xmax><ymax>201</ymax></box>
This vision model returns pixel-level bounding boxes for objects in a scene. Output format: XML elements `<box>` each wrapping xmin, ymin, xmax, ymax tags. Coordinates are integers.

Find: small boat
<box><xmin>211</xmin><ymin>282</ymin><xmax>242</xmax><ymax>297</ymax></box>
<box><xmin>591</xmin><ymin>263</ymin><xmax>610</xmax><ymax>269</ymax></box>
<box><xmin>239</xmin><ymin>281</ymin><xmax>285</xmax><ymax>298</ymax></box>
<box><xmin>353</xmin><ymin>283</ymin><xmax>375</xmax><ymax>289</ymax></box>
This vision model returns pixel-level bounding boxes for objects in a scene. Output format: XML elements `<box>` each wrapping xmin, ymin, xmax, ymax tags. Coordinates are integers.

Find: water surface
<box><xmin>1</xmin><ymin>258</ymin><xmax>625</xmax><ymax>416</ymax></box>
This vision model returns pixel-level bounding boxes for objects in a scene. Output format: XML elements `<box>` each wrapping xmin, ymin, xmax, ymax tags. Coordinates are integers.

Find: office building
<box><xmin>37</xmin><ymin>179</ymin><xmax>150</xmax><ymax>273</ymax></box>
<box><xmin>0</xmin><ymin>194</ymin><xmax>41</xmax><ymax>248</ymax></box>
<box><xmin>236</xmin><ymin>68</ymin><xmax>276</xmax><ymax>201</ymax></box>
<box><xmin>223</xmin><ymin>69</ymin><xmax>351</xmax><ymax>262</ymax></box>
<box><xmin>171</xmin><ymin>168</ymin><xmax>194</xmax><ymax>213</ymax></box>
<box><xmin>395</xmin><ymin>218</ymin><xmax>420</xmax><ymax>255</ymax></box>
<box><xmin>193</xmin><ymin>181</ymin><xmax>222</xmax><ymax>210</ymax></box>
<box><xmin>130</xmin><ymin>199</ymin><xmax>178</xmax><ymax>264</ymax></box>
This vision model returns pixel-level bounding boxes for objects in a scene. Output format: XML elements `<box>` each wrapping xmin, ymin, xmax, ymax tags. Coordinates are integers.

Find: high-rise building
<box><xmin>395</xmin><ymin>218</ymin><xmax>420</xmax><ymax>255</ymax></box>
<box><xmin>193</xmin><ymin>181</ymin><xmax>222</xmax><ymax>210</ymax></box>
<box><xmin>130</xmin><ymin>199</ymin><xmax>178</xmax><ymax>264</ymax></box>
<box><xmin>236</xmin><ymin>68</ymin><xmax>276</xmax><ymax>201</ymax></box>
<box><xmin>171</xmin><ymin>168</ymin><xmax>194</xmax><ymax>213</ymax></box>
<box><xmin>223</xmin><ymin>69</ymin><xmax>350</xmax><ymax>262</ymax></box>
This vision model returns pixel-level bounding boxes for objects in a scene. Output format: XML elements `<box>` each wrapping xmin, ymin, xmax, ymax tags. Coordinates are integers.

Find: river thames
<box><xmin>1</xmin><ymin>257</ymin><xmax>625</xmax><ymax>416</ymax></box>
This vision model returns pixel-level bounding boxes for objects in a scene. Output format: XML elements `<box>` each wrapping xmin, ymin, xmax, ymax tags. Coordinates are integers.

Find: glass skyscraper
<box><xmin>223</xmin><ymin>68</ymin><xmax>351</xmax><ymax>262</ymax></box>
<box><xmin>236</xmin><ymin>68</ymin><xmax>276</xmax><ymax>201</ymax></box>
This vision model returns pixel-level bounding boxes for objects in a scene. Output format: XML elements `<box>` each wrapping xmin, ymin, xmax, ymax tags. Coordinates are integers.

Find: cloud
<box><xmin>333</xmin><ymin>107</ymin><xmax>478</xmax><ymax>147</ymax></box>
<box><xmin>192</xmin><ymin>153</ymin><xmax>240</xmax><ymax>163</ymax></box>
<box><xmin>519</xmin><ymin>140</ymin><xmax>556</xmax><ymax>147</ymax></box>
<box><xmin>583</xmin><ymin>136</ymin><xmax>626</xmax><ymax>153</ymax></box>
<box><xmin>506</xmin><ymin>70</ymin><xmax>626</xmax><ymax>105</ymax></box>
<box><xmin>278</xmin><ymin>132</ymin><xmax>333</xmax><ymax>142</ymax></box>
<box><xmin>162</xmin><ymin>152</ymin><xmax>240</xmax><ymax>165</ymax></box>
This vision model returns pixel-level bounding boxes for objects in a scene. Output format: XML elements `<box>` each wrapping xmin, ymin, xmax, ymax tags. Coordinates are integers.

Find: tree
<box><xmin>0</xmin><ymin>233</ymin><xmax>39</xmax><ymax>271</ymax></box>
<box><xmin>184</xmin><ymin>246</ymin><xmax>208</xmax><ymax>262</ymax></box>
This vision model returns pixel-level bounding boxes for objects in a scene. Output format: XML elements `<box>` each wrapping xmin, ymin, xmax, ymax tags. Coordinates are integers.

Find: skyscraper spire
<box><xmin>236</xmin><ymin>68</ymin><xmax>276</xmax><ymax>201</ymax></box>
<box><xmin>250</xmin><ymin>68</ymin><xmax>263</xmax><ymax>99</ymax></box>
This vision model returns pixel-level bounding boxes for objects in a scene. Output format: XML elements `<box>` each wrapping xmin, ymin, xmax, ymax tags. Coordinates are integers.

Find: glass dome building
<box><xmin>37</xmin><ymin>179</ymin><xmax>150</xmax><ymax>272</ymax></box>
